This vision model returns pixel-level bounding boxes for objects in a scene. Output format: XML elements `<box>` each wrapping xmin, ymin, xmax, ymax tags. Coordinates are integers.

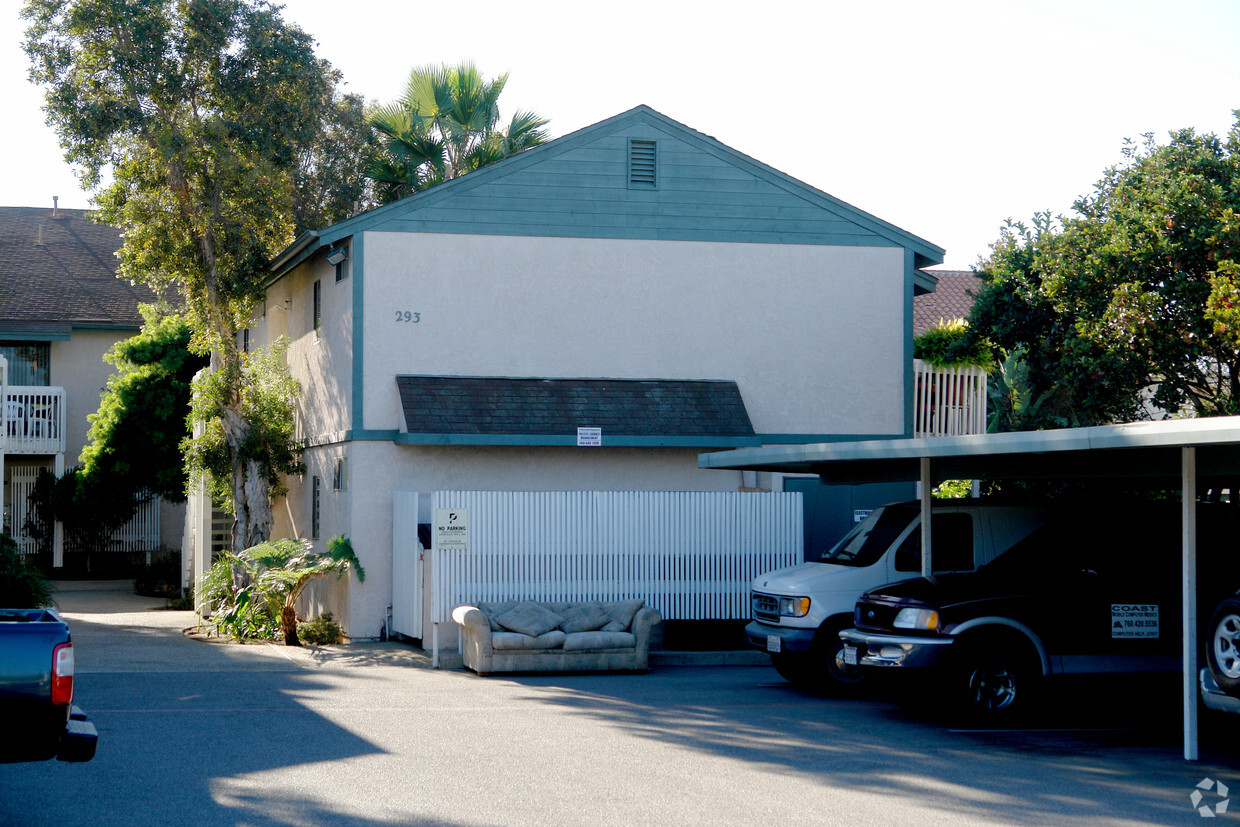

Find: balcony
<box><xmin>3</xmin><ymin>386</ymin><xmax>67</xmax><ymax>455</ymax></box>
<box><xmin>913</xmin><ymin>359</ymin><xmax>988</xmax><ymax>438</ymax></box>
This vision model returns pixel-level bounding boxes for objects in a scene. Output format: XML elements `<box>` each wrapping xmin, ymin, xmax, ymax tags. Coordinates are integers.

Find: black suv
<box><xmin>840</xmin><ymin>503</ymin><xmax>1240</xmax><ymax>720</ymax></box>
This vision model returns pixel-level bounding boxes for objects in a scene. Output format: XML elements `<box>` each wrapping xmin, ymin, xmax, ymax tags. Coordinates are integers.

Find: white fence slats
<box><xmin>8</xmin><ymin>470</ymin><xmax>161</xmax><ymax>555</ymax></box>
<box><xmin>429</xmin><ymin>490</ymin><xmax>802</xmax><ymax>624</ymax></box>
<box><xmin>913</xmin><ymin>359</ymin><xmax>988</xmax><ymax>438</ymax></box>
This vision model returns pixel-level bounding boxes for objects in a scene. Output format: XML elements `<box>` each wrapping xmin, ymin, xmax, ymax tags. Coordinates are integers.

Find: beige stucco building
<box><xmin>203</xmin><ymin>106</ymin><xmax>945</xmax><ymax>641</ymax></box>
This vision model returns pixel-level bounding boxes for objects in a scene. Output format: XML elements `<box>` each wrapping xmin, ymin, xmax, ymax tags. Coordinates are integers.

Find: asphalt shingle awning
<box><xmin>396</xmin><ymin>376</ymin><xmax>757</xmax><ymax>447</ymax></box>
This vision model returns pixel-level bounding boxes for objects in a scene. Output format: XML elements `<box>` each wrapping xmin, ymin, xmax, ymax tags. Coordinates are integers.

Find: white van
<box><xmin>747</xmin><ymin>500</ymin><xmax>1047</xmax><ymax>691</ymax></box>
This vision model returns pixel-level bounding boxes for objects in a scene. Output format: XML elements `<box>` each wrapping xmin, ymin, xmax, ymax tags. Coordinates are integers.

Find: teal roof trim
<box><xmin>269</xmin><ymin>105</ymin><xmax>944</xmax><ymax>278</ymax></box>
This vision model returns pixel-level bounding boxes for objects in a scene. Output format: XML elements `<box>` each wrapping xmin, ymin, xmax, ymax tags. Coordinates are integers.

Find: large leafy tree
<box><xmin>22</xmin><ymin>0</ymin><xmax>347</xmax><ymax>551</ymax></box>
<box><xmin>966</xmin><ymin>115</ymin><xmax>1240</xmax><ymax>429</ymax></box>
<box><xmin>80</xmin><ymin>308</ymin><xmax>206</xmax><ymax>502</ymax></box>
<box><xmin>366</xmin><ymin>61</ymin><xmax>550</xmax><ymax>203</ymax></box>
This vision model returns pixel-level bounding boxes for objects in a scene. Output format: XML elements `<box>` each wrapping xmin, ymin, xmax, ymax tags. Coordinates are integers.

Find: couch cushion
<box><xmin>496</xmin><ymin>601</ymin><xmax>565</xmax><ymax>637</ymax></box>
<box><xmin>491</xmin><ymin>630</ymin><xmax>567</xmax><ymax>650</ymax></box>
<box><xmin>605</xmin><ymin>599</ymin><xmax>645</xmax><ymax>630</ymax></box>
<box><xmin>562</xmin><ymin>631</ymin><xmax>637</xmax><ymax>651</ymax></box>
<box><xmin>479</xmin><ymin>601</ymin><xmax>518</xmax><ymax>632</ymax></box>
<box><xmin>559</xmin><ymin>603</ymin><xmax>611</xmax><ymax>633</ymax></box>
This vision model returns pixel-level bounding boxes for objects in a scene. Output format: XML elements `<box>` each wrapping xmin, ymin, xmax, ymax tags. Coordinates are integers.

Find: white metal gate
<box><xmin>391</xmin><ymin>491</ymin><xmax>422</xmax><ymax>639</ymax></box>
<box><xmin>10</xmin><ymin>465</ymin><xmax>44</xmax><ymax>555</ymax></box>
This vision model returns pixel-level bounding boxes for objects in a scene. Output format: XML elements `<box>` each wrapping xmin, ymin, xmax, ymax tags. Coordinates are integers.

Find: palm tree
<box><xmin>366</xmin><ymin>61</ymin><xmax>550</xmax><ymax>203</ymax></box>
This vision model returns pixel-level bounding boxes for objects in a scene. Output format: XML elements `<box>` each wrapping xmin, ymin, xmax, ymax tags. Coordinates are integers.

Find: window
<box><xmin>893</xmin><ymin>513</ymin><xmax>976</xmax><ymax>573</ymax></box>
<box><xmin>628</xmin><ymin>139</ymin><xmax>657</xmax><ymax>189</ymax></box>
<box><xmin>335</xmin><ymin>260</ymin><xmax>345</xmax><ymax>283</ymax></box>
<box><xmin>312</xmin><ymin>279</ymin><xmax>321</xmax><ymax>337</ymax></box>
<box><xmin>332</xmin><ymin>457</ymin><xmax>347</xmax><ymax>491</ymax></box>
<box><xmin>240</xmin><ymin>328</ymin><xmax>250</xmax><ymax>353</ymax></box>
<box><xmin>311</xmin><ymin>475</ymin><xmax>321</xmax><ymax>540</ymax></box>
<box><xmin>0</xmin><ymin>342</ymin><xmax>50</xmax><ymax>386</ymax></box>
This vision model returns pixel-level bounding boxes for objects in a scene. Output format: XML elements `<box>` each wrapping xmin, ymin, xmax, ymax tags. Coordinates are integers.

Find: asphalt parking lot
<box><xmin>3</xmin><ymin>584</ymin><xmax>1240</xmax><ymax>826</ymax></box>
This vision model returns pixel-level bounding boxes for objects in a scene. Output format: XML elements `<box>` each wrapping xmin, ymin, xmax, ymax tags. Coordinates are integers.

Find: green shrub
<box><xmin>914</xmin><ymin>319</ymin><xmax>993</xmax><ymax>369</ymax></box>
<box><xmin>0</xmin><ymin>533</ymin><xmax>55</xmax><ymax>608</ymax></box>
<box><xmin>298</xmin><ymin>612</ymin><xmax>343</xmax><ymax>645</ymax></box>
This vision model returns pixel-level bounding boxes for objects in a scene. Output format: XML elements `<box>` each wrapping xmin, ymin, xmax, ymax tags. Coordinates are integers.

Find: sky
<box><xmin>3</xmin><ymin>0</ymin><xmax>1238</xmax><ymax>270</ymax></box>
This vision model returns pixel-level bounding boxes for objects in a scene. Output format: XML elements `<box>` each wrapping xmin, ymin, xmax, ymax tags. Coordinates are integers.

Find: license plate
<box><xmin>766</xmin><ymin>634</ymin><xmax>782</xmax><ymax>653</ymax></box>
<box><xmin>843</xmin><ymin>645</ymin><xmax>858</xmax><ymax>666</ymax></box>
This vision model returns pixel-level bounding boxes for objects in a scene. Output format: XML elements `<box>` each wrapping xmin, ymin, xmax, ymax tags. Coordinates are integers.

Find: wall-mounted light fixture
<box><xmin>326</xmin><ymin>246</ymin><xmax>348</xmax><ymax>267</ymax></box>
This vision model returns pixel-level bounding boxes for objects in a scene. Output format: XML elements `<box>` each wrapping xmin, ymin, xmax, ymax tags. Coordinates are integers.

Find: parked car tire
<box><xmin>770</xmin><ymin>624</ymin><xmax>866</xmax><ymax>695</ymax></box>
<box><xmin>949</xmin><ymin>633</ymin><xmax>1040</xmax><ymax>723</ymax></box>
<box><xmin>1207</xmin><ymin>597</ymin><xmax>1240</xmax><ymax>696</ymax></box>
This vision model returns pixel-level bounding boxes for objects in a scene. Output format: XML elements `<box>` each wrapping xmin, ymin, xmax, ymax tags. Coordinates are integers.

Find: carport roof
<box><xmin>698</xmin><ymin>416</ymin><xmax>1240</xmax><ymax>483</ymax></box>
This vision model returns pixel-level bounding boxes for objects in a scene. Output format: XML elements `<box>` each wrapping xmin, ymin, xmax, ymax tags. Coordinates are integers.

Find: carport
<box><xmin>699</xmin><ymin>416</ymin><xmax>1240</xmax><ymax>760</ymax></box>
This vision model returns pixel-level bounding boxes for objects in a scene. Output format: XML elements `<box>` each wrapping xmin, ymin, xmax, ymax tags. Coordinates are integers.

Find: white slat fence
<box><xmin>429</xmin><ymin>490</ymin><xmax>802</xmax><ymax>628</ymax></box>
<box><xmin>913</xmin><ymin>358</ymin><xmax>989</xmax><ymax>438</ymax></box>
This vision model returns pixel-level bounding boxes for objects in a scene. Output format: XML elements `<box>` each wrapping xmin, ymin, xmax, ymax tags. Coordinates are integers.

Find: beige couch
<box><xmin>451</xmin><ymin>598</ymin><xmax>661</xmax><ymax>675</ymax></box>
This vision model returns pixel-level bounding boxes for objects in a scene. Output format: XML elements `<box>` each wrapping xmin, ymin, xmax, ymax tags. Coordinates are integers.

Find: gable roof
<box><xmin>395</xmin><ymin>375</ymin><xmax>758</xmax><ymax>447</ymax></box>
<box><xmin>0</xmin><ymin>206</ymin><xmax>154</xmax><ymax>336</ymax></box>
<box><xmin>272</xmin><ymin>105</ymin><xmax>944</xmax><ymax>279</ymax></box>
<box><xmin>914</xmin><ymin>270</ymin><xmax>981</xmax><ymax>335</ymax></box>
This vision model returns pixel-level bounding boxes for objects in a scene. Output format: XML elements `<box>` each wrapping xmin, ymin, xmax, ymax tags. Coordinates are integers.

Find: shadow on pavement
<box><xmin>492</xmin><ymin>666</ymin><xmax>1240</xmax><ymax>825</ymax></box>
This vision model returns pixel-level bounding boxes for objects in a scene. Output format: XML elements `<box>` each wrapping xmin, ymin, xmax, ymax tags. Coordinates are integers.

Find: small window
<box><xmin>333</xmin><ymin>457</ymin><xmax>347</xmax><ymax>491</ymax></box>
<box><xmin>628</xmin><ymin>139</ymin><xmax>657</xmax><ymax>189</ymax></box>
<box><xmin>335</xmin><ymin>260</ymin><xmax>345</xmax><ymax>283</ymax></box>
<box><xmin>241</xmin><ymin>328</ymin><xmax>250</xmax><ymax>353</ymax></box>
<box><xmin>311</xmin><ymin>476</ymin><xmax>321</xmax><ymax>540</ymax></box>
<box><xmin>0</xmin><ymin>342</ymin><xmax>50</xmax><ymax>386</ymax></box>
<box><xmin>894</xmin><ymin>513</ymin><xmax>976</xmax><ymax>573</ymax></box>
<box><xmin>312</xmin><ymin>280</ymin><xmax>322</xmax><ymax>337</ymax></box>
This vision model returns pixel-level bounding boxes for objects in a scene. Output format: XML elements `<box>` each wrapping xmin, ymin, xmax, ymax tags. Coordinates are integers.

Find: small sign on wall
<box><xmin>435</xmin><ymin>508</ymin><xmax>469</xmax><ymax>550</ymax></box>
<box><xmin>577</xmin><ymin>427</ymin><xmax>602</xmax><ymax>447</ymax></box>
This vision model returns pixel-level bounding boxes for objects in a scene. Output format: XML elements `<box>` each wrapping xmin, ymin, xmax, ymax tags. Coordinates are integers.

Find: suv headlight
<box><xmin>779</xmin><ymin>597</ymin><xmax>810</xmax><ymax>617</ymax></box>
<box><xmin>893</xmin><ymin>607</ymin><xmax>940</xmax><ymax>631</ymax></box>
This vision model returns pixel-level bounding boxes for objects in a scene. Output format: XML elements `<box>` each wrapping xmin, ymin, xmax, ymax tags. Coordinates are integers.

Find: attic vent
<box><xmin>628</xmin><ymin>139</ymin><xmax>657</xmax><ymax>189</ymax></box>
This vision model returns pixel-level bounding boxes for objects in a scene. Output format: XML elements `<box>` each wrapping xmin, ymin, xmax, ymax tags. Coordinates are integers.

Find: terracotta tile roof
<box><xmin>914</xmin><ymin>269</ymin><xmax>981</xmax><ymax>335</ymax></box>
<box><xmin>0</xmin><ymin>206</ymin><xmax>155</xmax><ymax>331</ymax></box>
<box><xmin>396</xmin><ymin>376</ymin><xmax>755</xmax><ymax>443</ymax></box>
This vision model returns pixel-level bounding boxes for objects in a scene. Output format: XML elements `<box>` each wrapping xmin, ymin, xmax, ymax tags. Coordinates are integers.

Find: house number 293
<box><xmin>395</xmin><ymin>311</ymin><xmax>421</xmax><ymax>323</ymax></box>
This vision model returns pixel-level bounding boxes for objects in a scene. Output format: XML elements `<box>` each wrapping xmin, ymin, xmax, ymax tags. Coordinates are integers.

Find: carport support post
<box><xmin>1183</xmin><ymin>447</ymin><xmax>1198</xmax><ymax>761</ymax></box>
<box><xmin>920</xmin><ymin>457</ymin><xmax>932</xmax><ymax>577</ymax></box>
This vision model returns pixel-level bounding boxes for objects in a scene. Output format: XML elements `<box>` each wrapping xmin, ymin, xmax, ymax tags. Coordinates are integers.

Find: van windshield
<box><xmin>817</xmin><ymin>505</ymin><xmax>917</xmax><ymax>567</ymax></box>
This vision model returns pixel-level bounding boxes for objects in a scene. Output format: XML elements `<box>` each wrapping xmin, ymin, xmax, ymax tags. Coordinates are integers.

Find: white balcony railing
<box><xmin>913</xmin><ymin>359</ymin><xmax>988</xmax><ymax>438</ymax></box>
<box><xmin>3</xmin><ymin>386</ymin><xmax>67</xmax><ymax>455</ymax></box>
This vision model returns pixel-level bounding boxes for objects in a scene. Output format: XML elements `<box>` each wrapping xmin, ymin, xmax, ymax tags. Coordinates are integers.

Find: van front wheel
<box><xmin>770</xmin><ymin>629</ymin><xmax>865</xmax><ymax>695</ymax></box>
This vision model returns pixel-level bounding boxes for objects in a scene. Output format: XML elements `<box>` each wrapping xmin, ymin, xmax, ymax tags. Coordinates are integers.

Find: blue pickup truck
<box><xmin>1</xmin><ymin>607</ymin><xmax>98</xmax><ymax>763</ymax></box>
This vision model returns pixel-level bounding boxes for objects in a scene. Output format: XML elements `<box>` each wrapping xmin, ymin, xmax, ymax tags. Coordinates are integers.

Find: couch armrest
<box><xmin>630</xmin><ymin>606</ymin><xmax>661</xmax><ymax>655</ymax></box>
<box><xmin>452</xmin><ymin>605</ymin><xmax>493</xmax><ymax>656</ymax></box>
<box><xmin>451</xmin><ymin>605</ymin><xmax>488</xmax><ymax>628</ymax></box>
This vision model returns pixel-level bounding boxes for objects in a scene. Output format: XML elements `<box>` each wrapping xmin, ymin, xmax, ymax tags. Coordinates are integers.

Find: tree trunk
<box><xmin>220</xmin><ymin>406</ymin><xmax>274</xmax><ymax>556</ymax></box>
<box><xmin>281</xmin><ymin>604</ymin><xmax>300</xmax><ymax>646</ymax></box>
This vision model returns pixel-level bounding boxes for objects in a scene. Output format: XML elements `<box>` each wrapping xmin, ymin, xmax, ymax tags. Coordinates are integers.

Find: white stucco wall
<box><xmin>50</xmin><ymin>331</ymin><xmax>129</xmax><ymax>462</ymax></box>
<box><xmin>362</xmin><ymin>233</ymin><xmax>907</xmax><ymax>437</ymax></box>
<box><xmin>264</xmin><ymin>232</ymin><xmax>913</xmax><ymax>639</ymax></box>
<box><xmin>262</xmin><ymin>247</ymin><xmax>353</xmax><ymax>440</ymax></box>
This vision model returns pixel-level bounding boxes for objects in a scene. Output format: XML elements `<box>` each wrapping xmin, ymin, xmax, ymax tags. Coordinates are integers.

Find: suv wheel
<box><xmin>1208</xmin><ymin>597</ymin><xmax>1240</xmax><ymax>696</ymax></box>
<box><xmin>952</xmin><ymin>636</ymin><xmax>1039</xmax><ymax>723</ymax></box>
